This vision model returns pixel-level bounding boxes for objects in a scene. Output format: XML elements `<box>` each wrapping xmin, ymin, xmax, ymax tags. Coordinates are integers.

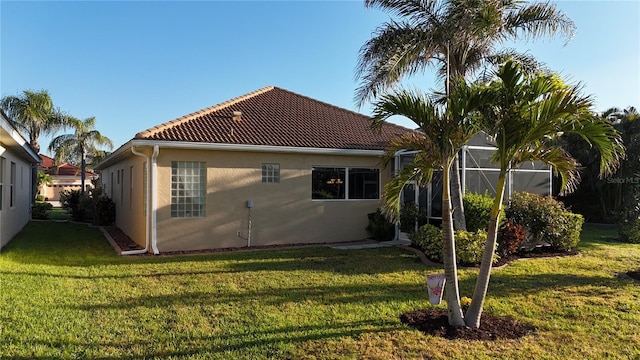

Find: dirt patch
<box><xmin>400</xmin><ymin>309</ymin><xmax>536</xmax><ymax>340</ymax></box>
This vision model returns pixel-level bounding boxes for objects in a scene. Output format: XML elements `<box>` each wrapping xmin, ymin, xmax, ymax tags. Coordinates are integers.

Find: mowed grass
<box><xmin>1</xmin><ymin>222</ymin><xmax>639</xmax><ymax>359</ymax></box>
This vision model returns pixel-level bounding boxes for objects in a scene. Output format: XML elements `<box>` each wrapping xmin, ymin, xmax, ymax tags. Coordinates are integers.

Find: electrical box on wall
<box><xmin>246</xmin><ymin>200</ymin><xmax>254</xmax><ymax>208</ymax></box>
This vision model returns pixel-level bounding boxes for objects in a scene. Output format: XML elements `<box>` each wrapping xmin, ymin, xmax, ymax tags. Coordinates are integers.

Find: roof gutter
<box><xmin>120</xmin><ymin>145</ymin><xmax>151</xmax><ymax>255</ymax></box>
<box><xmin>96</xmin><ymin>140</ymin><xmax>385</xmax><ymax>169</ymax></box>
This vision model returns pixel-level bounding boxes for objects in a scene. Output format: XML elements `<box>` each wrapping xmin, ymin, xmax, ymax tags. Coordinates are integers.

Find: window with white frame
<box><xmin>10</xmin><ymin>162</ymin><xmax>16</xmax><ymax>207</ymax></box>
<box><xmin>311</xmin><ymin>167</ymin><xmax>379</xmax><ymax>200</ymax></box>
<box><xmin>0</xmin><ymin>157</ymin><xmax>4</xmax><ymax>210</ymax></box>
<box><xmin>261</xmin><ymin>163</ymin><xmax>280</xmax><ymax>183</ymax></box>
<box><xmin>171</xmin><ymin>161</ymin><xmax>206</xmax><ymax>218</ymax></box>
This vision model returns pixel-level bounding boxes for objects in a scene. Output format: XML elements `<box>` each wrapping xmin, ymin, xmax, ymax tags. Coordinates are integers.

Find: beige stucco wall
<box><xmin>105</xmin><ymin>146</ymin><xmax>391</xmax><ymax>252</ymax></box>
<box><xmin>99</xmin><ymin>151</ymin><xmax>148</xmax><ymax>249</ymax></box>
<box><xmin>40</xmin><ymin>176</ymin><xmax>95</xmax><ymax>201</ymax></box>
<box><xmin>0</xmin><ymin>145</ymin><xmax>34</xmax><ymax>249</ymax></box>
<box><xmin>154</xmin><ymin>148</ymin><xmax>389</xmax><ymax>251</ymax></box>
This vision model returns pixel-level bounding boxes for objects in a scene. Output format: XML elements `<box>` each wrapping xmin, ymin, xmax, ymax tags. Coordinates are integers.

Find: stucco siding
<box><xmin>154</xmin><ymin>148</ymin><xmax>389</xmax><ymax>252</ymax></box>
<box><xmin>0</xmin><ymin>146</ymin><xmax>34</xmax><ymax>249</ymax></box>
<box><xmin>100</xmin><ymin>153</ymin><xmax>148</xmax><ymax>249</ymax></box>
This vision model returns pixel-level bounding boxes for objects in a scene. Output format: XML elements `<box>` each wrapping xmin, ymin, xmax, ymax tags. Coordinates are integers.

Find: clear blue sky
<box><xmin>1</xmin><ymin>0</ymin><xmax>638</xmax><ymax>156</ymax></box>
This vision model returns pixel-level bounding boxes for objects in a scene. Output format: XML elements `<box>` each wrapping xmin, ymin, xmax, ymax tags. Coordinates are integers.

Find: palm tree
<box><xmin>48</xmin><ymin>117</ymin><xmax>114</xmax><ymax>196</ymax></box>
<box><xmin>464</xmin><ymin>59</ymin><xmax>624</xmax><ymax>327</ymax></box>
<box><xmin>356</xmin><ymin>0</ymin><xmax>576</xmax><ymax>229</ymax></box>
<box><xmin>0</xmin><ymin>89</ymin><xmax>66</xmax><ymax>154</ymax></box>
<box><xmin>371</xmin><ymin>80</ymin><xmax>484</xmax><ymax>326</ymax></box>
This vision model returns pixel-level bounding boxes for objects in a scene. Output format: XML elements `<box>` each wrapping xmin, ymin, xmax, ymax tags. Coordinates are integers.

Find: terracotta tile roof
<box><xmin>39</xmin><ymin>154</ymin><xmax>97</xmax><ymax>177</ymax></box>
<box><xmin>135</xmin><ymin>86</ymin><xmax>412</xmax><ymax>150</ymax></box>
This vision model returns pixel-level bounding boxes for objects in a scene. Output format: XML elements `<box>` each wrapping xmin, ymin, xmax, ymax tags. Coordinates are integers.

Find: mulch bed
<box><xmin>103</xmin><ymin>226</ymin><xmax>144</xmax><ymax>251</ymax></box>
<box><xmin>101</xmin><ymin>226</ymin><xmax>374</xmax><ymax>256</ymax></box>
<box><xmin>400</xmin><ymin>309</ymin><xmax>536</xmax><ymax>340</ymax></box>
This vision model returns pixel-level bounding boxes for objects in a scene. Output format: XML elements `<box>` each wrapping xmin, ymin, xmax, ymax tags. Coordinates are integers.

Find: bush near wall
<box><xmin>59</xmin><ymin>189</ymin><xmax>116</xmax><ymax>225</ymax></box>
<box><xmin>32</xmin><ymin>202</ymin><xmax>53</xmax><ymax>220</ymax></box>
<box><xmin>399</xmin><ymin>205</ymin><xmax>428</xmax><ymax>233</ymax></box>
<box><xmin>366</xmin><ymin>209</ymin><xmax>395</xmax><ymax>242</ymax></box>
<box><xmin>505</xmin><ymin>192</ymin><xmax>584</xmax><ymax>251</ymax></box>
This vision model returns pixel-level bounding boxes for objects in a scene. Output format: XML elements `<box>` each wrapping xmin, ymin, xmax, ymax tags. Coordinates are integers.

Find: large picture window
<box><xmin>171</xmin><ymin>161</ymin><xmax>206</xmax><ymax>218</ymax></box>
<box><xmin>312</xmin><ymin>167</ymin><xmax>379</xmax><ymax>200</ymax></box>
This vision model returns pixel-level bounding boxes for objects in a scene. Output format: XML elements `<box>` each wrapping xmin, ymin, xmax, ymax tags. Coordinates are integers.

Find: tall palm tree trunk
<box><xmin>451</xmin><ymin>154</ymin><xmax>466</xmax><ymax>230</ymax></box>
<box><xmin>80</xmin><ymin>151</ymin><xmax>86</xmax><ymax>196</ymax></box>
<box><xmin>465</xmin><ymin>170</ymin><xmax>507</xmax><ymax>327</ymax></box>
<box><xmin>442</xmin><ymin>157</ymin><xmax>465</xmax><ymax>326</ymax></box>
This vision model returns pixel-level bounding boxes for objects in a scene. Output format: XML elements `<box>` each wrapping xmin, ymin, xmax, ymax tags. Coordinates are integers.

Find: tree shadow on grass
<box><xmin>4</xmin><ymin>319</ymin><xmax>399</xmax><ymax>360</ymax></box>
<box><xmin>3</xmin><ymin>222</ymin><xmax>435</xmax><ymax>276</ymax></box>
<box><xmin>63</xmin><ymin>282</ymin><xmax>427</xmax><ymax>311</ymax></box>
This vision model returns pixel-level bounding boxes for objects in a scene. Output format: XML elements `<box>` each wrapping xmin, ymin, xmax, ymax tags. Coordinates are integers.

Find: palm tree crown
<box><xmin>48</xmin><ymin>117</ymin><xmax>113</xmax><ymax>195</ymax></box>
<box><xmin>0</xmin><ymin>89</ymin><xmax>66</xmax><ymax>153</ymax></box>
<box><xmin>355</xmin><ymin>0</ymin><xmax>575</xmax><ymax>105</ymax></box>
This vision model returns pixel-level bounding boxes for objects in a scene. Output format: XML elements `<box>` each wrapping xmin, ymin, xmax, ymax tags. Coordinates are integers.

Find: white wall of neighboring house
<box><xmin>0</xmin><ymin>112</ymin><xmax>40</xmax><ymax>249</ymax></box>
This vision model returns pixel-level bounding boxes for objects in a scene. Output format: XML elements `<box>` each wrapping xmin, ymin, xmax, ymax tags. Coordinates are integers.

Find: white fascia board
<box><xmin>138</xmin><ymin>140</ymin><xmax>386</xmax><ymax>156</ymax></box>
<box><xmin>96</xmin><ymin>140</ymin><xmax>385</xmax><ymax>169</ymax></box>
<box><xmin>0</xmin><ymin>113</ymin><xmax>40</xmax><ymax>163</ymax></box>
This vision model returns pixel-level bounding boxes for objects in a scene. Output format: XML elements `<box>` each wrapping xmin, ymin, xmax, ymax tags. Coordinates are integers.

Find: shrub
<box><xmin>409</xmin><ymin>224</ymin><xmax>442</xmax><ymax>263</ymax></box>
<box><xmin>463</xmin><ymin>192</ymin><xmax>494</xmax><ymax>232</ymax></box>
<box><xmin>498</xmin><ymin>221</ymin><xmax>526</xmax><ymax>256</ymax></box>
<box><xmin>410</xmin><ymin>225</ymin><xmax>491</xmax><ymax>266</ymax></box>
<box><xmin>93</xmin><ymin>196</ymin><xmax>116</xmax><ymax>226</ymax></box>
<box><xmin>454</xmin><ymin>229</ymin><xmax>487</xmax><ymax>266</ymax></box>
<box><xmin>60</xmin><ymin>189</ymin><xmax>85</xmax><ymax>221</ymax></box>
<box><xmin>620</xmin><ymin>217</ymin><xmax>640</xmax><ymax>244</ymax></box>
<box><xmin>399</xmin><ymin>204</ymin><xmax>427</xmax><ymax>233</ymax></box>
<box><xmin>32</xmin><ymin>202</ymin><xmax>53</xmax><ymax>220</ymax></box>
<box><xmin>505</xmin><ymin>192</ymin><xmax>584</xmax><ymax>251</ymax></box>
<box><xmin>366</xmin><ymin>209</ymin><xmax>395</xmax><ymax>242</ymax></box>
<box><xmin>35</xmin><ymin>194</ymin><xmax>45</xmax><ymax>202</ymax></box>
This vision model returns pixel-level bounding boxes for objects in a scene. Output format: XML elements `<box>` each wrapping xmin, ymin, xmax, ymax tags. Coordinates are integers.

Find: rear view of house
<box><xmin>96</xmin><ymin>86</ymin><xmax>412</xmax><ymax>254</ymax></box>
<box><xmin>0</xmin><ymin>110</ymin><xmax>40</xmax><ymax>249</ymax></box>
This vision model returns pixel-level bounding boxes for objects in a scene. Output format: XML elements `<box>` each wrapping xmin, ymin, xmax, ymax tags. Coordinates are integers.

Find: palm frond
<box><xmin>503</xmin><ymin>1</ymin><xmax>576</xmax><ymax>44</ymax></box>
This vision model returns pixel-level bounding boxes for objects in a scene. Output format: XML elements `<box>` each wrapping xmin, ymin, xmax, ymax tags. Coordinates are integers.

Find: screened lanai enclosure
<box><xmin>394</xmin><ymin>132</ymin><xmax>552</xmax><ymax>229</ymax></box>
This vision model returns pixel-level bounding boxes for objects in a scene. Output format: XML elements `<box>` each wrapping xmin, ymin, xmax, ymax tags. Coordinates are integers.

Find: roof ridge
<box><xmin>135</xmin><ymin>86</ymin><xmax>276</xmax><ymax>139</ymax></box>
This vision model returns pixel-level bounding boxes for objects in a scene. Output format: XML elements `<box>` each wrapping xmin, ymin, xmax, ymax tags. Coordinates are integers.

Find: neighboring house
<box><xmin>0</xmin><ymin>110</ymin><xmax>40</xmax><ymax>249</ymax></box>
<box><xmin>95</xmin><ymin>86</ymin><xmax>412</xmax><ymax>254</ymax></box>
<box><xmin>38</xmin><ymin>154</ymin><xmax>98</xmax><ymax>201</ymax></box>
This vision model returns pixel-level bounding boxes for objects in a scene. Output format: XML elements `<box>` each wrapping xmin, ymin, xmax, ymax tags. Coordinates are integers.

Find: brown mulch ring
<box><xmin>400</xmin><ymin>309</ymin><xmax>536</xmax><ymax>340</ymax></box>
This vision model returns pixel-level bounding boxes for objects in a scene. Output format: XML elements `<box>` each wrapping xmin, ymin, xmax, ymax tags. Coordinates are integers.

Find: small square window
<box><xmin>261</xmin><ymin>163</ymin><xmax>280</xmax><ymax>183</ymax></box>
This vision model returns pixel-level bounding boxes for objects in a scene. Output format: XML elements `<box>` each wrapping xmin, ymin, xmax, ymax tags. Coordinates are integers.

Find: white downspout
<box><xmin>150</xmin><ymin>145</ymin><xmax>159</xmax><ymax>255</ymax></box>
<box><xmin>393</xmin><ymin>150</ymin><xmax>402</xmax><ymax>241</ymax></box>
<box><xmin>120</xmin><ymin>146</ymin><xmax>150</xmax><ymax>255</ymax></box>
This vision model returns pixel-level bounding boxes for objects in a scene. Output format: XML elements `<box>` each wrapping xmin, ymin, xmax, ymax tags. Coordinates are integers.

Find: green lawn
<box><xmin>1</xmin><ymin>222</ymin><xmax>639</xmax><ymax>359</ymax></box>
